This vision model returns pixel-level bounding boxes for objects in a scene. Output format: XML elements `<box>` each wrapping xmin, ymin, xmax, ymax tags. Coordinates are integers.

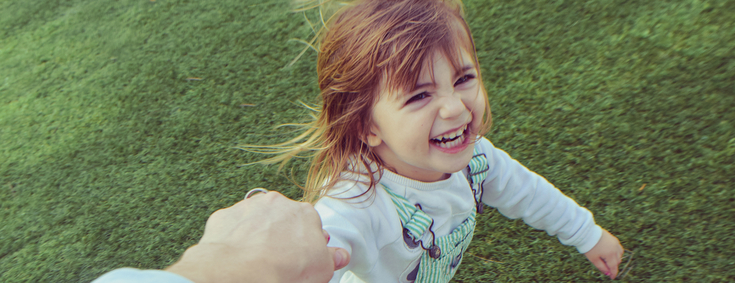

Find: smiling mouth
<box><xmin>430</xmin><ymin>124</ymin><xmax>469</xmax><ymax>149</ymax></box>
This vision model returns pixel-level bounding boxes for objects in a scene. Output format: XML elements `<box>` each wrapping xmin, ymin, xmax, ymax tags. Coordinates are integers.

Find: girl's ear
<box><xmin>366</xmin><ymin>125</ymin><xmax>383</xmax><ymax>147</ymax></box>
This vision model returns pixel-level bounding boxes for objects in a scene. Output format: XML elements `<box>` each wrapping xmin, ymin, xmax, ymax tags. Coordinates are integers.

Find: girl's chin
<box><xmin>431</xmin><ymin>145</ymin><xmax>476</xmax><ymax>175</ymax></box>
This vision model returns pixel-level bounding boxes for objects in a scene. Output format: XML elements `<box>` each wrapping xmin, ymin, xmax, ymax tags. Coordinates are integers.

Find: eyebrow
<box><xmin>412</xmin><ymin>65</ymin><xmax>476</xmax><ymax>90</ymax></box>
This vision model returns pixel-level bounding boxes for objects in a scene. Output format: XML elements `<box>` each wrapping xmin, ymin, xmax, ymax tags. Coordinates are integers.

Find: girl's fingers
<box><xmin>323</xmin><ymin>229</ymin><xmax>331</xmax><ymax>243</ymax></box>
<box><xmin>605</xmin><ymin>254</ymin><xmax>622</xmax><ymax>279</ymax></box>
<box><xmin>591</xmin><ymin>258</ymin><xmax>611</xmax><ymax>278</ymax></box>
<box><xmin>607</xmin><ymin>263</ymin><xmax>618</xmax><ymax>279</ymax></box>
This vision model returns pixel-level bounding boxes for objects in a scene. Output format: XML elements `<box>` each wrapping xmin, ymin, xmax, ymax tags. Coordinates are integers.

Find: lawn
<box><xmin>1</xmin><ymin>0</ymin><xmax>733</xmax><ymax>281</ymax></box>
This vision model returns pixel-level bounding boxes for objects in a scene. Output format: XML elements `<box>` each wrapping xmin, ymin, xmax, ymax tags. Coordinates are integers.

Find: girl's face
<box><xmin>367</xmin><ymin>49</ymin><xmax>486</xmax><ymax>182</ymax></box>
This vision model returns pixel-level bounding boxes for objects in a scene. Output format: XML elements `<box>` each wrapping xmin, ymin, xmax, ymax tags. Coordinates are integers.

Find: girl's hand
<box><xmin>584</xmin><ymin>229</ymin><xmax>624</xmax><ymax>280</ymax></box>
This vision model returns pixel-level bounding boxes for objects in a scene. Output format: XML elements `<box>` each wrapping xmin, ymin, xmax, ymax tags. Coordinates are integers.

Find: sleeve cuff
<box><xmin>575</xmin><ymin>225</ymin><xmax>603</xmax><ymax>254</ymax></box>
<box><xmin>92</xmin><ymin>268</ymin><xmax>195</xmax><ymax>283</ymax></box>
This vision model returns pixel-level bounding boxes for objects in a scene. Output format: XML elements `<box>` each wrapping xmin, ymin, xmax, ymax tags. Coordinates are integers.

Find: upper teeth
<box><xmin>432</xmin><ymin>125</ymin><xmax>467</xmax><ymax>142</ymax></box>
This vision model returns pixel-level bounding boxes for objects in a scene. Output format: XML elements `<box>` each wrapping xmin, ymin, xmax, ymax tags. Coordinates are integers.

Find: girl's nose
<box><xmin>438</xmin><ymin>92</ymin><xmax>467</xmax><ymax>119</ymax></box>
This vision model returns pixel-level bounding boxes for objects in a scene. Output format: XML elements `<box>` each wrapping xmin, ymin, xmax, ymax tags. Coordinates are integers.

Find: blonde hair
<box><xmin>242</xmin><ymin>0</ymin><xmax>492</xmax><ymax>203</ymax></box>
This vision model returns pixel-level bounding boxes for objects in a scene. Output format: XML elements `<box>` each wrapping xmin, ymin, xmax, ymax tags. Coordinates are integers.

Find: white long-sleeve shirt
<box><xmin>92</xmin><ymin>268</ymin><xmax>193</xmax><ymax>283</ymax></box>
<box><xmin>315</xmin><ymin>137</ymin><xmax>603</xmax><ymax>283</ymax></box>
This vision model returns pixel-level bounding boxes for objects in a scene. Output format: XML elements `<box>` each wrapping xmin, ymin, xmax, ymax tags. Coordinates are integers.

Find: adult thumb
<box><xmin>329</xmin><ymin>247</ymin><xmax>351</xmax><ymax>270</ymax></box>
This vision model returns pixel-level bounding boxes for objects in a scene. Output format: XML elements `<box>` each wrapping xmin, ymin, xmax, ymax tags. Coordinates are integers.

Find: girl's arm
<box><xmin>476</xmin><ymin>137</ymin><xmax>623</xmax><ymax>278</ymax></box>
<box><xmin>315</xmin><ymin>197</ymin><xmax>375</xmax><ymax>283</ymax></box>
<box><xmin>314</xmin><ymin>180</ymin><xmax>404</xmax><ymax>283</ymax></box>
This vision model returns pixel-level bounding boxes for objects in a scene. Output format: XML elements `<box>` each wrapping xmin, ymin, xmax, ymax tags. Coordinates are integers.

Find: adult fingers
<box><xmin>201</xmin><ymin>191</ymin><xmax>290</xmax><ymax>244</ymax></box>
<box><xmin>329</xmin><ymin>247</ymin><xmax>351</xmax><ymax>270</ymax></box>
<box><xmin>244</xmin><ymin>187</ymin><xmax>269</xmax><ymax>199</ymax></box>
<box><xmin>199</xmin><ymin>202</ymin><xmax>242</xmax><ymax>243</ymax></box>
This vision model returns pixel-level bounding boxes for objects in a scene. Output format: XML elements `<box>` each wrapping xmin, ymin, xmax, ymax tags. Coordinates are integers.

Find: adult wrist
<box><xmin>166</xmin><ymin>244</ymin><xmax>279</xmax><ymax>283</ymax></box>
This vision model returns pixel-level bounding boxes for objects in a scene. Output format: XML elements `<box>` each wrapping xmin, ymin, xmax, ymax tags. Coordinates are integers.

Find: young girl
<box><xmin>250</xmin><ymin>0</ymin><xmax>624</xmax><ymax>281</ymax></box>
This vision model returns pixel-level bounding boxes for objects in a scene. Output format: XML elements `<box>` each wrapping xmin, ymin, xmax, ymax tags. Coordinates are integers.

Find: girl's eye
<box><xmin>406</xmin><ymin>92</ymin><xmax>429</xmax><ymax>104</ymax></box>
<box><xmin>454</xmin><ymin>74</ymin><xmax>476</xmax><ymax>86</ymax></box>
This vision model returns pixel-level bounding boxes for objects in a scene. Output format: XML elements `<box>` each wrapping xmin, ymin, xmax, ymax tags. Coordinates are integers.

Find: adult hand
<box><xmin>584</xmin><ymin>228</ymin><xmax>623</xmax><ymax>280</ymax></box>
<box><xmin>166</xmin><ymin>191</ymin><xmax>350</xmax><ymax>283</ymax></box>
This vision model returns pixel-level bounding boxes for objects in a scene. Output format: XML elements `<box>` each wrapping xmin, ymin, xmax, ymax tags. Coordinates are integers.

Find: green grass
<box><xmin>1</xmin><ymin>0</ymin><xmax>733</xmax><ymax>281</ymax></box>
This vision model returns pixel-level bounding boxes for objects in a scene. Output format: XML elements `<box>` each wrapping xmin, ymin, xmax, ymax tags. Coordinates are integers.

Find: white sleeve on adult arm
<box><xmin>91</xmin><ymin>268</ymin><xmax>194</xmax><ymax>283</ymax></box>
<box><xmin>478</xmin><ymin>138</ymin><xmax>603</xmax><ymax>253</ymax></box>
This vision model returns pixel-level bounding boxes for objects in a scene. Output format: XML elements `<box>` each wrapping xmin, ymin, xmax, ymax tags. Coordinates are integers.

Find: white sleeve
<box><xmin>316</xmin><ymin>197</ymin><xmax>373</xmax><ymax>283</ymax></box>
<box><xmin>316</xmin><ymin>187</ymin><xmax>396</xmax><ymax>283</ymax></box>
<box><xmin>477</xmin><ymin>138</ymin><xmax>603</xmax><ymax>253</ymax></box>
<box><xmin>91</xmin><ymin>268</ymin><xmax>194</xmax><ymax>283</ymax></box>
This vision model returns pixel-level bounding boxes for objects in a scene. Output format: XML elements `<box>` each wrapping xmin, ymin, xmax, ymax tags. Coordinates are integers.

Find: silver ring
<box><xmin>245</xmin><ymin>188</ymin><xmax>268</xmax><ymax>199</ymax></box>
